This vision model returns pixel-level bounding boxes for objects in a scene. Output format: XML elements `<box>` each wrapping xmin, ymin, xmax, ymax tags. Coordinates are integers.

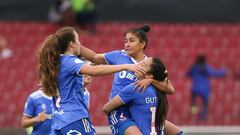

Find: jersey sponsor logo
<box><xmin>145</xmin><ymin>97</ymin><xmax>157</xmax><ymax>104</ymax></box>
<box><xmin>118</xmin><ymin>71</ymin><xmax>138</xmax><ymax>81</ymax></box>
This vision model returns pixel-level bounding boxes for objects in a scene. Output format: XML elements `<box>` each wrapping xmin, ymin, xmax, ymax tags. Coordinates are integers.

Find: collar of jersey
<box><xmin>122</xmin><ymin>50</ymin><xmax>147</xmax><ymax>64</ymax></box>
<box><xmin>130</xmin><ymin>55</ymin><xmax>148</xmax><ymax>64</ymax></box>
<box><xmin>38</xmin><ymin>89</ymin><xmax>52</xmax><ymax>99</ymax></box>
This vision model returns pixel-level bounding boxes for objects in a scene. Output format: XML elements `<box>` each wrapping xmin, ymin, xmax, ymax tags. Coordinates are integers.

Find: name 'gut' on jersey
<box><xmin>104</xmin><ymin>50</ymin><xmax>139</xmax><ymax>99</ymax></box>
<box><xmin>118</xmin><ymin>84</ymin><xmax>159</xmax><ymax>135</ymax></box>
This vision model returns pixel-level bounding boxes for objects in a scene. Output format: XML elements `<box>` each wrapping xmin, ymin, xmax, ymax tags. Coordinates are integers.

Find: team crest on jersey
<box><xmin>66</xmin><ymin>129</ymin><xmax>82</xmax><ymax>135</ymax></box>
<box><xmin>41</xmin><ymin>103</ymin><xmax>46</xmax><ymax>110</ymax></box>
<box><xmin>119</xmin><ymin>113</ymin><xmax>127</xmax><ymax>121</ymax></box>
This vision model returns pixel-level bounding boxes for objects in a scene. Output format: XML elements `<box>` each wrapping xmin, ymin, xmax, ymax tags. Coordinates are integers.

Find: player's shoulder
<box><xmin>109</xmin><ymin>50</ymin><xmax>128</xmax><ymax>56</ymax></box>
<box><xmin>120</xmin><ymin>50</ymin><xmax>129</xmax><ymax>56</ymax></box>
<box><xmin>122</xmin><ymin>83</ymin><xmax>135</xmax><ymax>92</ymax></box>
<box><xmin>29</xmin><ymin>90</ymin><xmax>43</xmax><ymax>99</ymax></box>
<box><xmin>61</xmin><ymin>55</ymin><xmax>84</xmax><ymax>65</ymax></box>
<box><xmin>30</xmin><ymin>89</ymin><xmax>51</xmax><ymax>100</ymax></box>
<box><xmin>145</xmin><ymin>85</ymin><xmax>157</xmax><ymax>94</ymax></box>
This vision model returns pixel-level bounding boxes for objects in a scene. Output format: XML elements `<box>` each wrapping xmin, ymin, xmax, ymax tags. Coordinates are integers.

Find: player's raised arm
<box><xmin>80</xmin><ymin>64</ymin><xmax>145</xmax><ymax>76</ymax></box>
<box><xmin>80</xmin><ymin>45</ymin><xmax>106</xmax><ymax>64</ymax></box>
<box><xmin>134</xmin><ymin>78</ymin><xmax>174</xmax><ymax>94</ymax></box>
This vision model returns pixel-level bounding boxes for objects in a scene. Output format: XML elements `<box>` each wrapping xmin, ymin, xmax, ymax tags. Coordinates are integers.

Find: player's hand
<box><xmin>134</xmin><ymin>78</ymin><xmax>153</xmax><ymax>93</ymax></box>
<box><xmin>36</xmin><ymin>111</ymin><xmax>48</xmax><ymax>122</ymax></box>
<box><xmin>125</xmin><ymin>64</ymin><xmax>146</xmax><ymax>77</ymax></box>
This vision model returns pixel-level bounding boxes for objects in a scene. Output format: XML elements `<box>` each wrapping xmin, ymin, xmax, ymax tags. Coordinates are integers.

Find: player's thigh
<box><xmin>124</xmin><ymin>125</ymin><xmax>142</xmax><ymax>135</ymax></box>
<box><xmin>164</xmin><ymin>120</ymin><xmax>183</xmax><ymax>135</ymax></box>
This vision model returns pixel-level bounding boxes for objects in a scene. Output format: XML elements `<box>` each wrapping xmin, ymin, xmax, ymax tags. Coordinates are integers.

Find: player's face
<box><xmin>136</xmin><ymin>57</ymin><xmax>152</xmax><ymax>79</ymax></box>
<box><xmin>73</xmin><ymin>31</ymin><xmax>82</xmax><ymax>56</ymax></box>
<box><xmin>140</xmin><ymin>57</ymin><xmax>152</xmax><ymax>73</ymax></box>
<box><xmin>124</xmin><ymin>33</ymin><xmax>145</xmax><ymax>56</ymax></box>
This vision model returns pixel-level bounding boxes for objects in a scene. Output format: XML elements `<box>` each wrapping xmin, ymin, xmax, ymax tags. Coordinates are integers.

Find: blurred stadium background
<box><xmin>0</xmin><ymin>0</ymin><xmax>240</xmax><ymax>134</ymax></box>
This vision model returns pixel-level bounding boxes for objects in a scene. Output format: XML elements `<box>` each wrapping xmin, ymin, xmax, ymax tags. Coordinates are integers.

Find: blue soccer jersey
<box><xmin>118</xmin><ymin>84</ymin><xmax>159</xmax><ymax>135</ymax></box>
<box><xmin>104</xmin><ymin>50</ymin><xmax>148</xmax><ymax>134</ymax></box>
<box><xmin>23</xmin><ymin>90</ymin><xmax>53</xmax><ymax>135</ymax></box>
<box><xmin>104</xmin><ymin>50</ymin><xmax>141</xmax><ymax>99</ymax></box>
<box><xmin>52</xmin><ymin>55</ymin><xmax>89</xmax><ymax>130</ymax></box>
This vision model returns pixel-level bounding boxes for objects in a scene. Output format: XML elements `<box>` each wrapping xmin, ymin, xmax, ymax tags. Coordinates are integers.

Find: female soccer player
<box><xmin>79</xmin><ymin>25</ymin><xmax>183</xmax><ymax>135</ymax></box>
<box><xmin>37</xmin><ymin>27</ymin><xmax>145</xmax><ymax>135</ymax></box>
<box><xmin>103</xmin><ymin>57</ymin><xmax>169</xmax><ymax>135</ymax></box>
<box><xmin>21</xmin><ymin>86</ymin><xmax>53</xmax><ymax>135</ymax></box>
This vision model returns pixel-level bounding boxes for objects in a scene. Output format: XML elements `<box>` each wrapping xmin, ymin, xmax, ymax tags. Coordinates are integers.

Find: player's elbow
<box><xmin>21</xmin><ymin>121</ymin><xmax>28</xmax><ymax>128</ymax></box>
<box><xmin>168</xmin><ymin>87</ymin><xmax>175</xmax><ymax>95</ymax></box>
<box><xmin>102</xmin><ymin>105</ymin><xmax>110</xmax><ymax>115</ymax></box>
<box><xmin>21</xmin><ymin>116</ymin><xmax>34</xmax><ymax>128</ymax></box>
<box><xmin>165</xmin><ymin>82</ymin><xmax>175</xmax><ymax>95</ymax></box>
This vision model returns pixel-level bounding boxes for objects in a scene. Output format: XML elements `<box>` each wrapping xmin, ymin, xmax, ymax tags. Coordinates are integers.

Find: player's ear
<box><xmin>145</xmin><ymin>74</ymin><xmax>153</xmax><ymax>79</ymax></box>
<box><xmin>140</xmin><ymin>41</ymin><xmax>146</xmax><ymax>49</ymax></box>
<box><xmin>69</xmin><ymin>41</ymin><xmax>75</xmax><ymax>47</ymax></box>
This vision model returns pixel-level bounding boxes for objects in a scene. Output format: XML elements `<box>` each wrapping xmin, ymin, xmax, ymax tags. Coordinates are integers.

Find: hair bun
<box><xmin>140</xmin><ymin>24</ymin><xmax>150</xmax><ymax>33</ymax></box>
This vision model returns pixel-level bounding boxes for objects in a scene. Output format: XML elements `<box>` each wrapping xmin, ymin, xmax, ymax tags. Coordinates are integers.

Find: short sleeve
<box><xmin>23</xmin><ymin>96</ymin><xmax>35</xmax><ymax>117</ymax></box>
<box><xmin>118</xmin><ymin>84</ymin><xmax>137</xmax><ymax>104</ymax></box>
<box><xmin>104</xmin><ymin>50</ymin><xmax>122</xmax><ymax>65</ymax></box>
<box><xmin>63</xmin><ymin>57</ymin><xmax>86</xmax><ymax>75</ymax></box>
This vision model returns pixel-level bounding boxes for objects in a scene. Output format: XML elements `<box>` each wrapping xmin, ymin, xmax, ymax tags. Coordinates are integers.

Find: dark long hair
<box><xmin>124</xmin><ymin>24</ymin><xmax>150</xmax><ymax>49</ymax></box>
<box><xmin>148</xmin><ymin>57</ymin><xmax>169</xmax><ymax>130</ymax></box>
<box><xmin>37</xmin><ymin>27</ymin><xmax>75</xmax><ymax>96</ymax></box>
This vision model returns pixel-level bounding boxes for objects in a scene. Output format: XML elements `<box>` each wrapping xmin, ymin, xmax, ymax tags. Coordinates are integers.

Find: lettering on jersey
<box><xmin>118</xmin><ymin>71</ymin><xmax>138</xmax><ymax>81</ymax></box>
<box><xmin>145</xmin><ymin>97</ymin><xmax>157</xmax><ymax>104</ymax></box>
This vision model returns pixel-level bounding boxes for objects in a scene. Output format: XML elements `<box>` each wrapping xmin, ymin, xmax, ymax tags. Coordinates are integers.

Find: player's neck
<box><xmin>64</xmin><ymin>50</ymin><xmax>74</xmax><ymax>55</ymax></box>
<box><xmin>131</xmin><ymin>52</ymin><xmax>145</xmax><ymax>62</ymax></box>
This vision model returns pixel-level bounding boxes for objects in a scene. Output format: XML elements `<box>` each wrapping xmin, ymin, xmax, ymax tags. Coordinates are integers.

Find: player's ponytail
<box><xmin>37</xmin><ymin>27</ymin><xmax>75</xmax><ymax>97</ymax></box>
<box><xmin>148</xmin><ymin>57</ymin><xmax>169</xmax><ymax>131</ymax></box>
<box><xmin>139</xmin><ymin>24</ymin><xmax>150</xmax><ymax>33</ymax></box>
